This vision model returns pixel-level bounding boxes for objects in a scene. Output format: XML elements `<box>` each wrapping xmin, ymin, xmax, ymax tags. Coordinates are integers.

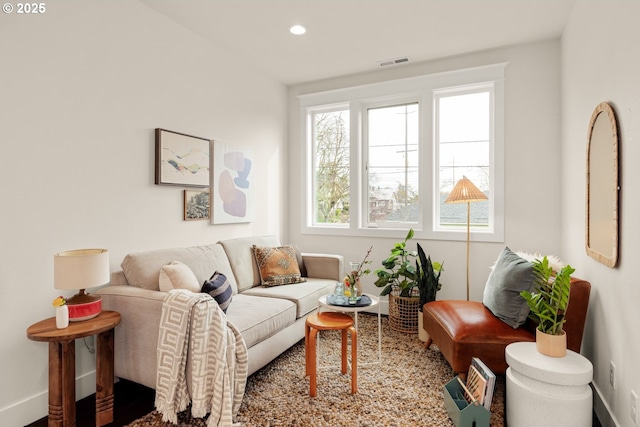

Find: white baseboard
<box><xmin>593</xmin><ymin>382</ymin><xmax>621</xmax><ymax>427</ymax></box>
<box><xmin>0</xmin><ymin>371</ymin><xmax>96</xmax><ymax>427</ymax></box>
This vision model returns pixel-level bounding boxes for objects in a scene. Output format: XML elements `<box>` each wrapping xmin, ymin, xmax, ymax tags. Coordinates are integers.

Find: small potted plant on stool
<box><xmin>520</xmin><ymin>256</ymin><xmax>575</xmax><ymax>357</ymax></box>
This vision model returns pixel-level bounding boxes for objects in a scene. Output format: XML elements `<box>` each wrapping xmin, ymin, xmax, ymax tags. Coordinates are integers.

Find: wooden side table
<box><xmin>27</xmin><ymin>310</ymin><xmax>121</xmax><ymax>427</ymax></box>
<box><xmin>318</xmin><ymin>293</ymin><xmax>382</xmax><ymax>364</ymax></box>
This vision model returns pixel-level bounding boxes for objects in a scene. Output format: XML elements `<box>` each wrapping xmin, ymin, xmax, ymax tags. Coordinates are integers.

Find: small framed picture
<box><xmin>155</xmin><ymin>128</ymin><xmax>211</xmax><ymax>187</ymax></box>
<box><xmin>184</xmin><ymin>189</ymin><xmax>210</xmax><ymax>221</ymax></box>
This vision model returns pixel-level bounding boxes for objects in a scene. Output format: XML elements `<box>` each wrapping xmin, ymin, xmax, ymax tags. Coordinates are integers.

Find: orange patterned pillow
<box><xmin>252</xmin><ymin>245</ymin><xmax>307</xmax><ymax>286</ymax></box>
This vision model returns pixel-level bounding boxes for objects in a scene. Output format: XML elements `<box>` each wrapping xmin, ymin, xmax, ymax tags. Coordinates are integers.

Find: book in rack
<box><xmin>469</xmin><ymin>357</ymin><xmax>496</xmax><ymax>410</ymax></box>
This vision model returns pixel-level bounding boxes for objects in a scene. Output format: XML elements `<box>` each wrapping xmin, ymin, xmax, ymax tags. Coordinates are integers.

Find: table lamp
<box><xmin>54</xmin><ymin>248</ymin><xmax>109</xmax><ymax>321</ymax></box>
<box><xmin>444</xmin><ymin>176</ymin><xmax>488</xmax><ymax>300</ymax></box>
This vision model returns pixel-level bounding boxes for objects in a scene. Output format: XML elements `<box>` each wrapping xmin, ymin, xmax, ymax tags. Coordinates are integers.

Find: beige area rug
<box><xmin>126</xmin><ymin>313</ymin><xmax>504</xmax><ymax>427</ymax></box>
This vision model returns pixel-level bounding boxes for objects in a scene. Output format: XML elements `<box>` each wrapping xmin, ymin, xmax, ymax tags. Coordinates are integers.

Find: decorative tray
<box><xmin>327</xmin><ymin>294</ymin><xmax>372</xmax><ymax>307</ymax></box>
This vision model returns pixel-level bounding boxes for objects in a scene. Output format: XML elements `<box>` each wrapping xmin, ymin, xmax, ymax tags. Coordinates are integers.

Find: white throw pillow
<box><xmin>159</xmin><ymin>261</ymin><xmax>200</xmax><ymax>293</ymax></box>
<box><xmin>515</xmin><ymin>251</ymin><xmax>565</xmax><ymax>272</ymax></box>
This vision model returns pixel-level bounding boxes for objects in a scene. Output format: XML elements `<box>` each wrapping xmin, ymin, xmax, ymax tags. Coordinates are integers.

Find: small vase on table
<box><xmin>56</xmin><ymin>305</ymin><xmax>69</xmax><ymax>329</ymax></box>
<box><xmin>52</xmin><ymin>296</ymin><xmax>69</xmax><ymax>329</ymax></box>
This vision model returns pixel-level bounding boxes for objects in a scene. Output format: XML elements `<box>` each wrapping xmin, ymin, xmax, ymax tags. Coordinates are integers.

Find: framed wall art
<box><xmin>184</xmin><ymin>189</ymin><xmax>210</xmax><ymax>221</ymax></box>
<box><xmin>211</xmin><ymin>141</ymin><xmax>254</xmax><ymax>224</ymax></box>
<box><xmin>155</xmin><ymin>128</ymin><xmax>211</xmax><ymax>187</ymax></box>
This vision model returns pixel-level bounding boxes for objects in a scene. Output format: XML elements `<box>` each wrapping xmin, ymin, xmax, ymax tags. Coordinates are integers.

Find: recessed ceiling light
<box><xmin>289</xmin><ymin>25</ymin><xmax>307</xmax><ymax>35</ymax></box>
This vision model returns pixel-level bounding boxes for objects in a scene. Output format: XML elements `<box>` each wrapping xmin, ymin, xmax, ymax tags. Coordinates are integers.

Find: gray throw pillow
<box><xmin>482</xmin><ymin>247</ymin><xmax>534</xmax><ymax>328</ymax></box>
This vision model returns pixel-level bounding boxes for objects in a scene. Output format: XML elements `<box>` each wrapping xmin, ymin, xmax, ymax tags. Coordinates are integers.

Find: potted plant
<box><xmin>416</xmin><ymin>243</ymin><xmax>444</xmax><ymax>342</ymax></box>
<box><xmin>374</xmin><ymin>229</ymin><xmax>443</xmax><ymax>334</ymax></box>
<box><xmin>416</xmin><ymin>243</ymin><xmax>444</xmax><ymax>309</ymax></box>
<box><xmin>520</xmin><ymin>256</ymin><xmax>575</xmax><ymax>357</ymax></box>
<box><xmin>374</xmin><ymin>229</ymin><xmax>419</xmax><ymax>298</ymax></box>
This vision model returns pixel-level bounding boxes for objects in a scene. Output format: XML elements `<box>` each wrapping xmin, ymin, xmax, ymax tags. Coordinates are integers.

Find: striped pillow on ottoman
<box><xmin>201</xmin><ymin>271</ymin><xmax>233</xmax><ymax>313</ymax></box>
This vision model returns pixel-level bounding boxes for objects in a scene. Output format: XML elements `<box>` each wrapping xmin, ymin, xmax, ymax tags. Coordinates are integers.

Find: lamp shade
<box><xmin>54</xmin><ymin>249</ymin><xmax>109</xmax><ymax>321</ymax></box>
<box><xmin>54</xmin><ymin>249</ymin><xmax>110</xmax><ymax>290</ymax></box>
<box><xmin>444</xmin><ymin>176</ymin><xmax>488</xmax><ymax>204</ymax></box>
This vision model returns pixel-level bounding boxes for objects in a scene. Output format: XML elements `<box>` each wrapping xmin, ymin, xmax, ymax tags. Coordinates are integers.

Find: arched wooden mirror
<box><xmin>586</xmin><ymin>102</ymin><xmax>619</xmax><ymax>268</ymax></box>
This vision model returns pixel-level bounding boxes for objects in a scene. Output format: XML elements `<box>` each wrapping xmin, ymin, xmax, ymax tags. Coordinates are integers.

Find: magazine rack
<box><xmin>443</xmin><ymin>376</ymin><xmax>490</xmax><ymax>427</ymax></box>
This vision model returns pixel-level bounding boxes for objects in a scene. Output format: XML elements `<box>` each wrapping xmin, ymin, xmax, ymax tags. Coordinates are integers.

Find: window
<box><xmin>435</xmin><ymin>87</ymin><xmax>491</xmax><ymax>231</ymax></box>
<box><xmin>299</xmin><ymin>63</ymin><xmax>505</xmax><ymax>241</ymax></box>
<box><xmin>311</xmin><ymin>108</ymin><xmax>350</xmax><ymax>225</ymax></box>
<box><xmin>366</xmin><ymin>102</ymin><xmax>420</xmax><ymax>227</ymax></box>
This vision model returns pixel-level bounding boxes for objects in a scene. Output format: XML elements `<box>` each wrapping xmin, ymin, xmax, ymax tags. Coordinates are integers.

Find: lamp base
<box><xmin>67</xmin><ymin>290</ymin><xmax>102</xmax><ymax>321</ymax></box>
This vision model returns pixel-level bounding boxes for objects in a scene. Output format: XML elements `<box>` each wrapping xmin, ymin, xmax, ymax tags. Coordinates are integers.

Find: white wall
<box><xmin>562</xmin><ymin>2</ymin><xmax>640</xmax><ymax>426</ymax></box>
<box><xmin>0</xmin><ymin>1</ymin><xmax>287</xmax><ymax>425</ymax></box>
<box><xmin>288</xmin><ymin>40</ymin><xmax>564</xmax><ymax>305</ymax></box>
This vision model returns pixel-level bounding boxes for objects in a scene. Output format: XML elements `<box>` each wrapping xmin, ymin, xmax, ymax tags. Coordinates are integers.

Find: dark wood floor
<box><xmin>25</xmin><ymin>380</ymin><xmax>155</xmax><ymax>427</ymax></box>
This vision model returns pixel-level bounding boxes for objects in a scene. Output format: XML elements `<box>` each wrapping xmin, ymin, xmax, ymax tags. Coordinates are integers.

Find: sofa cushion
<box><xmin>158</xmin><ymin>261</ymin><xmax>201</xmax><ymax>293</ymax></box>
<box><xmin>120</xmin><ymin>244</ymin><xmax>238</xmax><ymax>294</ymax></box>
<box><xmin>482</xmin><ymin>247</ymin><xmax>534</xmax><ymax>328</ymax></box>
<box><xmin>252</xmin><ymin>245</ymin><xmax>306</xmax><ymax>287</ymax></box>
<box><xmin>241</xmin><ymin>278</ymin><xmax>335</xmax><ymax>318</ymax></box>
<box><xmin>201</xmin><ymin>271</ymin><xmax>233</xmax><ymax>313</ymax></box>
<box><xmin>219</xmin><ymin>235</ymin><xmax>280</xmax><ymax>292</ymax></box>
<box><xmin>224</xmin><ymin>294</ymin><xmax>297</xmax><ymax>348</ymax></box>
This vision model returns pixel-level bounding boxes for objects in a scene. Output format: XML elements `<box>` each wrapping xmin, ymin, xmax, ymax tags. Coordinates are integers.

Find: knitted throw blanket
<box><xmin>155</xmin><ymin>289</ymin><xmax>248</xmax><ymax>427</ymax></box>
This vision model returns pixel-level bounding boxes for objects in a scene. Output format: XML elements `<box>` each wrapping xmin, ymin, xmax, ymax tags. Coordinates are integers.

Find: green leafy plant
<box><xmin>416</xmin><ymin>243</ymin><xmax>444</xmax><ymax>312</ymax></box>
<box><xmin>374</xmin><ymin>230</ymin><xmax>444</xmax><ymax>303</ymax></box>
<box><xmin>374</xmin><ymin>229</ymin><xmax>419</xmax><ymax>297</ymax></box>
<box><xmin>520</xmin><ymin>256</ymin><xmax>575</xmax><ymax>335</ymax></box>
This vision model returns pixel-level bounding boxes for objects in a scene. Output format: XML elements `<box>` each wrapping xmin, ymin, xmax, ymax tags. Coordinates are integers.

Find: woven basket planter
<box><xmin>388</xmin><ymin>288</ymin><xmax>420</xmax><ymax>334</ymax></box>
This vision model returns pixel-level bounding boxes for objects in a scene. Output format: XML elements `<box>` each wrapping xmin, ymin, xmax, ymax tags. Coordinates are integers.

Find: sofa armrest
<box><xmin>109</xmin><ymin>270</ymin><xmax>129</xmax><ymax>286</ymax></box>
<box><xmin>302</xmin><ymin>253</ymin><xmax>344</xmax><ymax>281</ymax></box>
<box><xmin>564</xmin><ymin>277</ymin><xmax>591</xmax><ymax>353</ymax></box>
<box><xmin>94</xmin><ymin>285</ymin><xmax>165</xmax><ymax>389</ymax></box>
<box><xmin>96</xmin><ymin>284</ymin><xmax>166</xmax><ymax>301</ymax></box>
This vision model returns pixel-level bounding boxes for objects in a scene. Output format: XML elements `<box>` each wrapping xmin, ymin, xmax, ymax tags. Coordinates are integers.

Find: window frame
<box><xmin>298</xmin><ymin>63</ymin><xmax>506</xmax><ymax>242</ymax></box>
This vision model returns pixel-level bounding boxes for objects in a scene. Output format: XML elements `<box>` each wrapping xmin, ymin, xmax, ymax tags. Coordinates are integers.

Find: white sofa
<box><xmin>96</xmin><ymin>235</ymin><xmax>343</xmax><ymax>389</ymax></box>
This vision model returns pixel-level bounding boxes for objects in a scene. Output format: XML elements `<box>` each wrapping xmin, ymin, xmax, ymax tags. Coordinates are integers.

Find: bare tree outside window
<box><xmin>313</xmin><ymin>110</ymin><xmax>350</xmax><ymax>223</ymax></box>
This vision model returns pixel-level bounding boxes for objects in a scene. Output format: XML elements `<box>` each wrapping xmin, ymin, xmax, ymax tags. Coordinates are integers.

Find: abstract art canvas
<box><xmin>155</xmin><ymin>128</ymin><xmax>210</xmax><ymax>187</ymax></box>
<box><xmin>212</xmin><ymin>141</ymin><xmax>254</xmax><ymax>224</ymax></box>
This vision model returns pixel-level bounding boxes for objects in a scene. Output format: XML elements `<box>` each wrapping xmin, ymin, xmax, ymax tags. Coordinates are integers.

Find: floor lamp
<box><xmin>444</xmin><ymin>176</ymin><xmax>488</xmax><ymax>300</ymax></box>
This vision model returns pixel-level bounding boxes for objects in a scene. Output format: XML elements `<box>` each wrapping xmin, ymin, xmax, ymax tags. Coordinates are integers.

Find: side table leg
<box><xmin>350</xmin><ymin>326</ymin><xmax>357</xmax><ymax>394</ymax></box>
<box><xmin>48</xmin><ymin>342</ymin><xmax>64</xmax><ymax>427</ymax></box>
<box><xmin>309</xmin><ymin>329</ymin><xmax>318</xmax><ymax>397</ymax></box>
<box><xmin>60</xmin><ymin>341</ymin><xmax>76</xmax><ymax>427</ymax></box>
<box><xmin>377</xmin><ymin>306</ymin><xmax>382</xmax><ymax>364</ymax></box>
<box><xmin>95</xmin><ymin>329</ymin><xmax>115</xmax><ymax>427</ymax></box>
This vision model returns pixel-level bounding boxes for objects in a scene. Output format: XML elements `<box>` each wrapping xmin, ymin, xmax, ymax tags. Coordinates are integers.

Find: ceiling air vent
<box><xmin>378</xmin><ymin>57</ymin><xmax>411</xmax><ymax>67</ymax></box>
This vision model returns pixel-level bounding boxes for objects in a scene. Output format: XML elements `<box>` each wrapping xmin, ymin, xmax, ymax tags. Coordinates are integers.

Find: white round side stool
<box><xmin>505</xmin><ymin>342</ymin><xmax>593</xmax><ymax>427</ymax></box>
